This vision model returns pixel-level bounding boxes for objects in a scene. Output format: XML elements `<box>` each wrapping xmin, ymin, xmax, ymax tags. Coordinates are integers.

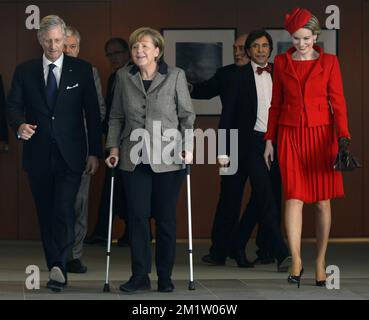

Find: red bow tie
<box><xmin>256</xmin><ymin>64</ymin><xmax>272</xmax><ymax>75</ymax></box>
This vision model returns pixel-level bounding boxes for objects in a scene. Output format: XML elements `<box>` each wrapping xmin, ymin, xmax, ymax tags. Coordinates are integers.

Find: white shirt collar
<box><xmin>251</xmin><ymin>60</ymin><xmax>269</xmax><ymax>74</ymax></box>
<box><xmin>42</xmin><ymin>53</ymin><xmax>64</xmax><ymax>70</ymax></box>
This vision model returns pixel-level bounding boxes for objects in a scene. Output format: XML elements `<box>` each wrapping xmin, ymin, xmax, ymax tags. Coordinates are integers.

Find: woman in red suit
<box><xmin>264</xmin><ymin>8</ymin><xmax>351</xmax><ymax>287</ymax></box>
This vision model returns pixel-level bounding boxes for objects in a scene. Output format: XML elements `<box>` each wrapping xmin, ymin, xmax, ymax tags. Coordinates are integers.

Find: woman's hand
<box><xmin>264</xmin><ymin>140</ymin><xmax>274</xmax><ymax>171</ymax></box>
<box><xmin>180</xmin><ymin>150</ymin><xmax>193</xmax><ymax>164</ymax></box>
<box><xmin>105</xmin><ymin>147</ymin><xmax>119</xmax><ymax>168</ymax></box>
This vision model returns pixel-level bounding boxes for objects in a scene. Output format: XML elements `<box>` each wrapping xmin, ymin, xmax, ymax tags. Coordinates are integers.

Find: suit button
<box><xmin>142</xmin><ymin>114</ymin><xmax>146</xmax><ymax>119</ymax></box>
<box><xmin>142</xmin><ymin>105</ymin><xmax>146</xmax><ymax>109</ymax></box>
<box><xmin>51</xmin><ymin>116</ymin><xmax>55</xmax><ymax>120</ymax></box>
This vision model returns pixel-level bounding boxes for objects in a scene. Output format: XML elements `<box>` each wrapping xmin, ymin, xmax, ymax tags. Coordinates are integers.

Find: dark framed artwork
<box><xmin>162</xmin><ymin>28</ymin><xmax>236</xmax><ymax>115</ymax></box>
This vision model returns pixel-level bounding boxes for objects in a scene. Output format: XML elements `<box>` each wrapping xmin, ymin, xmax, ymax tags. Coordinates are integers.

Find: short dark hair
<box><xmin>245</xmin><ymin>29</ymin><xmax>273</xmax><ymax>58</ymax></box>
<box><xmin>104</xmin><ymin>37</ymin><xmax>129</xmax><ymax>53</ymax></box>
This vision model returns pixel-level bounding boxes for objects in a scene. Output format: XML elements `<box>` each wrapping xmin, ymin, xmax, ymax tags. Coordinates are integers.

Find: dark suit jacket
<box><xmin>220</xmin><ymin>62</ymin><xmax>273</xmax><ymax>158</ymax></box>
<box><xmin>6</xmin><ymin>55</ymin><xmax>102</xmax><ymax>174</ymax></box>
<box><xmin>0</xmin><ymin>74</ymin><xmax>8</xmax><ymax>143</ymax></box>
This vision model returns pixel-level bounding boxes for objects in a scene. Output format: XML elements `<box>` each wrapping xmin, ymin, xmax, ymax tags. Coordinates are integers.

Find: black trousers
<box><xmin>91</xmin><ymin>166</ymin><xmax>127</xmax><ymax>238</ymax></box>
<box><xmin>209</xmin><ymin>132</ymin><xmax>287</xmax><ymax>261</ymax></box>
<box><xmin>241</xmin><ymin>146</ymin><xmax>282</xmax><ymax>259</ymax></box>
<box><xmin>28</xmin><ymin>143</ymin><xmax>81</xmax><ymax>273</ymax></box>
<box><xmin>122</xmin><ymin>164</ymin><xmax>185</xmax><ymax>278</ymax></box>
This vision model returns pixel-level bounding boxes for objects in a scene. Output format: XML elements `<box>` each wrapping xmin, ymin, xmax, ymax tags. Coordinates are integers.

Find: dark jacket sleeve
<box><xmin>217</xmin><ymin>77</ymin><xmax>239</xmax><ymax>157</ymax></box>
<box><xmin>190</xmin><ymin>69</ymin><xmax>221</xmax><ymax>99</ymax></box>
<box><xmin>0</xmin><ymin>75</ymin><xmax>9</xmax><ymax>143</ymax></box>
<box><xmin>82</xmin><ymin>64</ymin><xmax>103</xmax><ymax>158</ymax></box>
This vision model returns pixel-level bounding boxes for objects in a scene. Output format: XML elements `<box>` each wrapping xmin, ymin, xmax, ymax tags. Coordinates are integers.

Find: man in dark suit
<box><xmin>192</xmin><ymin>33</ymin><xmax>282</xmax><ymax>268</ymax></box>
<box><xmin>6</xmin><ymin>15</ymin><xmax>102</xmax><ymax>292</ymax></box>
<box><xmin>216</xmin><ymin>30</ymin><xmax>290</xmax><ymax>271</ymax></box>
<box><xmin>84</xmin><ymin>37</ymin><xmax>130</xmax><ymax>246</ymax></box>
<box><xmin>0</xmin><ymin>74</ymin><xmax>9</xmax><ymax>151</ymax></box>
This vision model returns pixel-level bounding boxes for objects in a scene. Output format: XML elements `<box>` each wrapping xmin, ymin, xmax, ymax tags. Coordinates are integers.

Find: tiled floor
<box><xmin>1</xmin><ymin>240</ymin><xmax>368</xmax><ymax>300</ymax></box>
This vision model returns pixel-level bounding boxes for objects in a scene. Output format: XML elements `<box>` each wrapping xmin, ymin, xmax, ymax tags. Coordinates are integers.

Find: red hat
<box><xmin>284</xmin><ymin>8</ymin><xmax>312</xmax><ymax>34</ymax></box>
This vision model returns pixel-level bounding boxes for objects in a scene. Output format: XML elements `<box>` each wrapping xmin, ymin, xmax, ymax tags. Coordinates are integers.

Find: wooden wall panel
<box><xmin>363</xmin><ymin>0</ymin><xmax>369</xmax><ymax>235</ymax></box>
<box><xmin>0</xmin><ymin>2</ymin><xmax>18</xmax><ymax>239</ymax></box>
<box><xmin>0</xmin><ymin>0</ymin><xmax>367</xmax><ymax>239</ymax></box>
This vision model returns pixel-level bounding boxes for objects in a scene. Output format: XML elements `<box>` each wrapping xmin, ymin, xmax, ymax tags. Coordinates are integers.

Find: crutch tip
<box><xmin>188</xmin><ymin>281</ymin><xmax>196</xmax><ymax>290</ymax></box>
<box><xmin>103</xmin><ymin>283</ymin><xmax>110</xmax><ymax>292</ymax></box>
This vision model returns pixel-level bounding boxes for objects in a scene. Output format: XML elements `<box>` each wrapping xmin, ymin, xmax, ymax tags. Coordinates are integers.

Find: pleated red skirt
<box><xmin>277</xmin><ymin>121</ymin><xmax>344</xmax><ymax>203</ymax></box>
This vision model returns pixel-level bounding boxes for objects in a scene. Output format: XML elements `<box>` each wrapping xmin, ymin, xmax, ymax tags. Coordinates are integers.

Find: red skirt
<box><xmin>277</xmin><ymin>123</ymin><xmax>344</xmax><ymax>203</ymax></box>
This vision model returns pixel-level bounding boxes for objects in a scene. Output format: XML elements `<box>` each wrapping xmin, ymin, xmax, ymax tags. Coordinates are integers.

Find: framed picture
<box><xmin>162</xmin><ymin>28</ymin><xmax>236</xmax><ymax>115</ymax></box>
<box><xmin>265</xmin><ymin>28</ymin><xmax>338</xmax><ymax>62</ymax></box>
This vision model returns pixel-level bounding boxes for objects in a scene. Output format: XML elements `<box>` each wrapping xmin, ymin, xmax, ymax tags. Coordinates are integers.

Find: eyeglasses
<box><xmin>105</xmin><ymin>50</ymin><xmax>127</xmax><ymax>58</ymax></box>
<box><xmin>250</xmin><ymin>43</ymin><xmax>270</xmax><ymax>50</ymax></box>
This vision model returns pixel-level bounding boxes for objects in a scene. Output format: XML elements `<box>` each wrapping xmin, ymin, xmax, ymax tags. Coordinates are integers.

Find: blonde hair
<box><xmin>304</xmin><ymin>15</ymin><xmax>321</xmax><ymax>36</ymax></box>
<box><xmin>129</xmin><ymin>27</ymin><xmax>164</xmax><ymax>61</ymax></box>
<box><xmin>37</xmin><ymin>15</ymin><xmax>66</xmax><ymax>42</ymax></box>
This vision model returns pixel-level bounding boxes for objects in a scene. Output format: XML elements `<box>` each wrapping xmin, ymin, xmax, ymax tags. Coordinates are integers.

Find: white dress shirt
<box><xmin>251</xmin><ymin>60</ymin><xmax>273</xmax><ymax>133</ymax></box>
<box><xmin>42</xmin><ymin>53</ymin><xmax>64</xmax><ymax>88</ymax></box>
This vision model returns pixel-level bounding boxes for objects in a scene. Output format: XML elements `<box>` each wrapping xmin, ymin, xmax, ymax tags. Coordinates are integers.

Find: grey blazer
<box><xmin>106</xmin><ymin>61</ymin><xmax>195</xmax><ymax>173</ymax></box>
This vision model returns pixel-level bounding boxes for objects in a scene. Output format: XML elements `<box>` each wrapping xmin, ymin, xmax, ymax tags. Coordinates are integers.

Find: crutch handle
<box><xmin>186</xmin><ymin>164</ymin><xmax>191</xmax><ymax>175</ymax></box>
<box><xmin>109</xmin><ymin>157</ymin><xmax>117</xmax><ymax>177</ymax></box>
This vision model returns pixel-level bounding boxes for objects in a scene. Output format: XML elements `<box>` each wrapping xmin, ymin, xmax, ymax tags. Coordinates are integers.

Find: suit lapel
<box><xmin>128</xmin><ymin>71</ymin><xmax>145</xmax><ymax>95</ymax></box>
<box><xmin>36</xmin><ymin>58</ymin><xmax>52</xmax><ymax>115</ymax></box>
<box><xmin>147</xmin><ymin>72</ymin><xmax>166</xmax><ymax>94</ymax></box>
<box><xmin>245</xmin><ymin>63</ymin><xmax>258</xmax><ymax>117</ymax></box>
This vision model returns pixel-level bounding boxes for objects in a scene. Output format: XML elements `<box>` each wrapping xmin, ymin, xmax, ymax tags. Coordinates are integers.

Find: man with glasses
<box><xmin>84</xmin><ymin>38</ymin><xmax>131</xmax><ymax>246</ymax></box>
<box><xmin>63</xmin><ymin>25</ymin><xmax>106</xmax><ymax>273</ymax></box>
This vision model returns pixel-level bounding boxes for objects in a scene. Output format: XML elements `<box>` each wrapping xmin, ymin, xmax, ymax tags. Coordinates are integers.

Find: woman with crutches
<box><xmin>105</xmin><ymin>27</ymin><xmax>195</xmax><ymax>294</ymax></box>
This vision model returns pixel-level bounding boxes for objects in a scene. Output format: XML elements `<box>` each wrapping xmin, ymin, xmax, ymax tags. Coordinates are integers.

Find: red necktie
<box><xmin>256</xmin><ymin>64</ymin><xmax>272</xmax><ymax>75</ymax></box>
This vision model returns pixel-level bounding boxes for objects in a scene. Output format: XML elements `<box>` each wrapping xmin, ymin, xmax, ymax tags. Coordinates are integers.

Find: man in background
<box><xmin>63</xmin><ymin>25</ymin><xmax>106</xmax><ymax>273</ymax></box>
<box><xmin>0</xmin><ymin>74</ymin><xmax>9</xmax><ymax>151</ymax></box>
<box><xmin>84</xmin><ymin>38</ymin><xmax>130</xmax><ymax>246</ymax></box>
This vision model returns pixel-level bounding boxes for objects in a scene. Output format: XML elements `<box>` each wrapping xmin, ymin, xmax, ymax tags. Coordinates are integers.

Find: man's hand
<box><xmin>84</xmin><ymin>156</ymin><xmax>99</xmax><ymax>175</ymax></box>
<box><xmin>217</xmin><ymin>155</ymin><xmax>230</xmax><ymax>168</ymax></box>
<box><xmin>18</xmin><ymin>123</ymin><xmax>37</xmax><ymax>140</ymax></box>
<box><xmin>264</xmin><ymin>140</ymin><xmax>274</xmax><ymax>171</ymax></box>
<box><xmin>180</xmin><ymin>150</ymin><xmax>193</xmax><ymax>164</ymax></box>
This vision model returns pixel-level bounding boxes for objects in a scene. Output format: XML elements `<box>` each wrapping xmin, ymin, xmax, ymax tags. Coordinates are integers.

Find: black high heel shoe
<box><xmin>315</xmin><ymin>279</ymin><xmax>326</xmax><ymax>287</ymax></box>
<box><xmin>287</xmin><ymin>267</ymin><xmax>304</xmax><ymax>288</ymax></box>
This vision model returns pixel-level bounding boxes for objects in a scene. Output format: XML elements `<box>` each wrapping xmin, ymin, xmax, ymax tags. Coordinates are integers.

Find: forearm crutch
<box><xmin>185</xmin><ymin>164</ymin><xmax>195</xmax><ymax>290</ymax></box>
<box><xmin>103</xmin><ymin>158</ymin><xmax>116</xmax><ymax>292</ymax></box>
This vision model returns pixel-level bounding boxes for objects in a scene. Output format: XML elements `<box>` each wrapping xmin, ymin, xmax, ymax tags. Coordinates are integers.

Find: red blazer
<box><xmin>264</xmin><ymin>45</ymin><xmax>350</xmax><ymax>142</ymax></box>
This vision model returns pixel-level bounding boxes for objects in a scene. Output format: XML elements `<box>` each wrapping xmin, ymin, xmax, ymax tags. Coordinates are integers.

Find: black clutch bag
<box><xmin>333</xmin><ymin>137</ymin><xmax>361</xmax><ymax>172</ymax></box>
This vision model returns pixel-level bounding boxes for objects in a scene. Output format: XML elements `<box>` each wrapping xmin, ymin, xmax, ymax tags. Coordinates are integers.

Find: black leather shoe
<box><xmin>253</xmin><ymin>256</ymin><xmax>275</xmax><ymax>265</ymax></box>
<box><xmin>47</xmin><ymin>266</ymin><xmax>67</xmax><ymax>292</ymax></box>
<box><xmin>67</xmin><ymin>259</ymin><xmax>87</xmax><ymax>274</ymax></box>
<box><xmin>315</xmin><ymin>280</ymin><xmax>326</xmax><ymax>287</ymax></box>
<box><xmin>158</xmin><ymin>278</ymin><xmax>175</xmax><ymax>292</ymax></box>
<box><xmin>47</xmin><ymin>279</ymin><xmax>65</xmax><ymax>292</ymax></box>
<box><xmin>288</xmin><ymin>267</ymin><xmax>304</xmax><ymax>288</ymax></box>
<box><xmin>84</xmin><ymin>235</ymin><xmax>107</xmax><ymax>245</ymax></box>
<box><xmin>277</xmin><ymin>255</ymin><xmax>292</xmax><ymax>272</ymax></box>
<box><xmin>229</xmin><ymin>251</ymin><xmax>254</xmax><ymax>268</ymax></box>
<box><xmin>119</xmin><ymin>275</ymin><xmax>151</xmax><ymax>293</ymax></box>
<box><xmin>201</xmin><ymin>254</ymin><xmax>226</xmax><ymax>266</ymax></box>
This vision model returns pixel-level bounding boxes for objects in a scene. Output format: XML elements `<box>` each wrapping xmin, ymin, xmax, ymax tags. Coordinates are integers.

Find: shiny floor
<box><xmin>1</xmin><ymin>240</ymin><xmax>368</xmax><ymax>300</ymax></box>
